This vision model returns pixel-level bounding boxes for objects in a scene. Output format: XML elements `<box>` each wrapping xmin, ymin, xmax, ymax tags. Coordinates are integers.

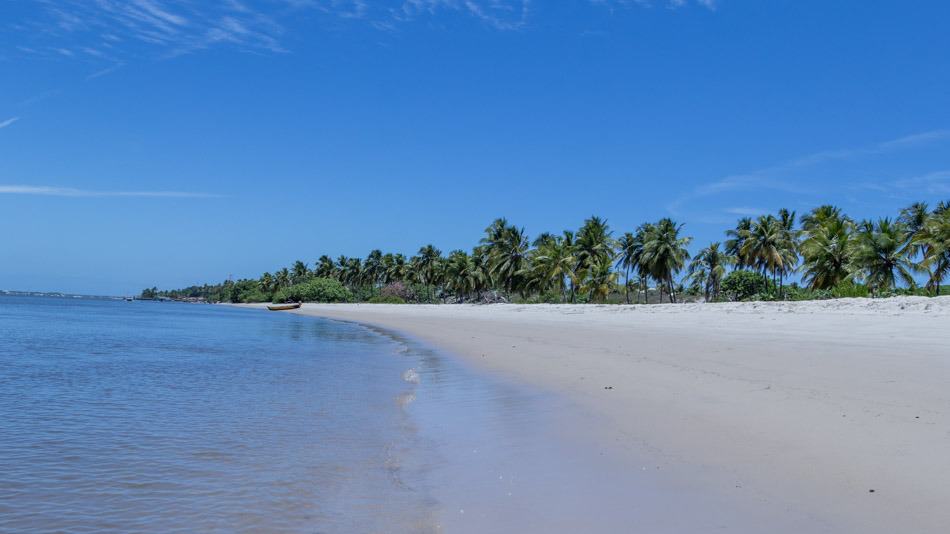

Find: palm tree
<box><xmin>444</xmin><ymin>250</ymin><xmax>471</xmax><ymax>300</ymax></box>
<box><xmin>444</xmin><ymin>249</ymin><xmax>490</xmax><ymax>301</ymax></box>
<box><xmin>339</xmin><ymin>257</ymin><xmax>363</xmax><ymax>288</ymax></box>
<box><xmin>740</xmin><ymin>214</ymin><xmax>797</xmax><ymax>291</ymax></box>
<box><xmin>576</xmin><ymin>216</ymin><xmax>615</xmax><ymax>271</ymax></box>
<box><xmin>414</xmin><ymin>244</ymin><xmax>442</xmax><ymax>300</ymax></box>
<box><xmin>532</xmin><ymin>232</ymin><xmax>558</xmax><ymax>248</ymax></box>
<box><xmin>641</xmin><ymin>218</ymin><xmax>692</xmax><ymax>303</ymax></box>
<box><xmin>363</xmin><ymin>249</ymin><xmax>384</xmax><ymax>287</ymax></box>
<box><xmin>291</xmin><ymin>260</ymin><xmax>309</xmax><ymax>285</ymax></box>
<box><xmin>850</xmin><ymin>218</ymin><xmax>916</xmax><ymax>295</ymax></box>
<box><xmin>725</xmin><ymin>217</ymin><xmax>753</xmax><ymax>270</ymax></box>
<box><xmin>382</xmin><ymin>253</ymin><xmax>408</xmax><ymax>285</ymax></box>
<box><xmin>523</xmin><ymin>233</ymin><xmax>576</xmax><ymax>301</ymax></box>
<box><xmin>899</xmin><ymin>202</ymin><xmax>930</xmax><ymax>236</ymax></box>
<box><xmin>616</xmin><ymin>232</ymin><xmax>638</xmax><ymax>304</ymax></box>
<box><xmin>258</xmin><ymin>272</ymin><xmax>275</xmax><ymax>295</ymax></box>
<box><xmin>583</xmin><ymin>255</ymin><xmax>619</xmax><ymax>303</ymax></box>
<box><xmin>799</xmin><ymin>214</ymin><xmax>854</xmax><ymax>290</ymax></box>
<box><xmin>801</xmin><ymin>205</ymin><xmax>848</xmax><ymax>232</ymax></box>
<box><xmin>914</xmin><ymin>204</ymin><xmax>950</xmax><ymax>295</ymax></box>
<box><xmin>776</xmin><ymin>208</ymin><xmax>800</xmax><ymax>290</ymax></box>
<box><xmin>469</xmin><ymin>246</ymin><xmax>492</xmax><ymax>297</ymax></box>
<box><xmin>900</xmin><ymin>202</ymin><xmax>933</xmax><ymax>288</ymax></box>
<box><xmin>334</xmin><ymin>256</ymin><xmax>349</xmax><ymax>282</ymax></box>
<box><xmin>575</xmin><ymin>216</ymin><xmax>616</xmax><ymax>302</ymax></box>
<box><xmin>275</xmin><ymin>268</ymin><xmax>291</xmax><ymax>289</ymax></box>
<box><xmin>632</xmin><ymin>224</ymin><xmax>652</xmax><ymax>303</ymax></box>
<box><xmin>482</xmin><ymin>220</ymin><xmax>529</xmax><ymax>298</ymax></box>
<box><xmin>561</xmin><ymin>230</ymin><xmax>583</xmax><ymax>303</ymax></box>
<box><xmin>315</xmin><ymin>255</ymin><xmax>336</xmax><ymax>278</ymax></box>
<box><xmin>686</xmin><ymin>242</ymin><xmax>733</xmax><ymax>302</ymax></box>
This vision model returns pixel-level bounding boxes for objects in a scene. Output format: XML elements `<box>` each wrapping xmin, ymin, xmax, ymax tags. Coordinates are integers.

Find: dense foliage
<box><xmin>272</xmin><ymin>278</ymin><xmax>351</xmax><ymax>304</ymax></box>
<box><xmin>144</xmin><ymin>201</ymin><xmax>950</xmax><ymax>304</ymax></box>
<box><xmin>720</xmin><ymin>271</ymin><xmax>772</xmax><ymax>302</ymax></box>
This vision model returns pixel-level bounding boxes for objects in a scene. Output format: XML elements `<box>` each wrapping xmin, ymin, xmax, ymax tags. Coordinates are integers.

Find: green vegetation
<box><xmin>145</xmin><ymin>201</ymin><xmax>950</xmax><ymax>304</ymax></box>
<box><xmin>140</xmin><ymin>287</ymin><xmax>159</xmax><ymax>300</ymax></box>
<box><xmin>272</xmin><ymin>278</ymin><xmax>351</xmax><ymax>304</ymax></box>
<box><xmin>720</xmin><ymin>270</ymin><xmax>770</xmax><ymax>302</ymax></box>
<box><xmin>367</xmin><ymin>294</ymin><xmax>407</xmax><ymax>304</ymax></box>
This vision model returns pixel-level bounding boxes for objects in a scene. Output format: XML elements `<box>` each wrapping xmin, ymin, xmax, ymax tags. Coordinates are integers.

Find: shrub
<box><xmin>831</xmin><ymin>281</ymin><xmax>869</xmax><ymax>298</ymax></box>
<box><xmin>272</xmin><ymin>278</ymin><xmax>352</xmax><ymax>303</ymax></box>
<box><xmin>721</xmin><ymin>270</ymin><xmax>772</xmax><ymax>302</ymax></box>
<box><xmin>380</xmin><ymin>282</ymin><xmax>416</xmax><ymax>302</ymax></box>
<box><xmin>367</xmin><ymin>294</ymin><xmax>407</xmax><ymax>304</ymax></box>
<box><xmin>240</xmin><ymin>289</ymin><xmax>271</xmax><ymax>303</ymax></box>
<box><xmin>350</xmin><ymin>285</ymin><xmax>379</xmax><ymax>303</ymax></box>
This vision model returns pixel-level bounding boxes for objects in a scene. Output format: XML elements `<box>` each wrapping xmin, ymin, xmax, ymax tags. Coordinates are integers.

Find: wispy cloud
<box><xmin>0</xmin><ymin>117</ymin><xmax>19</xmax><ymax>129</ymax></box>
<box><xmin>849</xmin><ymin>169</ymin><xmax>950</xmax><ymax>201</ymax></box>
<box><xmin>786</xmin><ymin>129</ymin><xmax>950</xmax><ymax>168</ymax></box>
<box><xmin>0</xmin><ymin>185</ymin><xmax>220</xmax><ymax>198</ymax></box>
<box><xmin>894</xmin><ymin>170</ymin><xmax>950</xmax><ymax>195</ymax></box>
<box><xmin>724</xmin><ymin>206</ymin><xmax>765</xmax><ymax>216</ymax></box>
<box><xmin>14</xmin><ymin>0</ymin><xmax>289</xmax><ymax>62</ymax></box>
<box><xmin>18</xmin><ymin>90</ymin><xmax>62</xmax><ymax>107</ymax></box>
<box><xmin>668</xmin><ymin>129</ymin><xmax>950</xmax><ymax>216</ymax></box>
<box><xmin>85</xmin><ymin>62</ymin><xmax>126</xmax><ymax>80</ymax></box>
<box><xmin>592</xmin><ymin>0</ymin><xmax>717</xmax><ymax>11</ymax></box>
<box><xmin>11</xmin><ymin>0</ymin><xmax>718</xmax><ymax>64</ymax></box>
<box><xmin>389</xmin><ymin>0</ymin><xmax>532</xmax><ymax>31</ymax></box>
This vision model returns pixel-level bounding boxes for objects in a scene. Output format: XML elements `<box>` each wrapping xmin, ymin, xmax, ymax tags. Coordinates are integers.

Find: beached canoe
<box><xmin>266</xmin><ymin>303</ymin><xmax>302</xmax><ymax>311</ymax></box>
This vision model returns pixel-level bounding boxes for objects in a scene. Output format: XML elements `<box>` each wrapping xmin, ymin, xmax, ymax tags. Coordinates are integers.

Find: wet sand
<box><xmin>243</xmin><ymin>297</ymin><xmax>950</xmax><ymax>532</ymax></box>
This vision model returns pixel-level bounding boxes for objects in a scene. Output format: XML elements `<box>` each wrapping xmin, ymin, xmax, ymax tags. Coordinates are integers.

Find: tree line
<box><xmin>146</xmin><ymin>201</ymin><xmax>950</xmax><ymax>304</ymax></box>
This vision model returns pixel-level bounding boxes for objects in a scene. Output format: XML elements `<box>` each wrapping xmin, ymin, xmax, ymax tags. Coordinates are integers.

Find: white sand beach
<box><xmin>249</xmin><ymin>297</ymin><xmax>950</xmax><ymax>532</ymax></box>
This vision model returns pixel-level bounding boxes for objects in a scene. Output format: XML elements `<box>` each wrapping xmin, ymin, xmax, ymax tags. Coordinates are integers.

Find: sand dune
<box><xmin>247</xmin><ymin>297</ymin><xmax>950</xmax><ymax>532</ymax></box>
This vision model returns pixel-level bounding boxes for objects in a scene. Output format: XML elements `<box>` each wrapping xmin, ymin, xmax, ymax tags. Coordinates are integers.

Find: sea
<box><xmin>0</xmin><ymin>294</ymin><xmax>704</xmax><ymax>533</ymax></box>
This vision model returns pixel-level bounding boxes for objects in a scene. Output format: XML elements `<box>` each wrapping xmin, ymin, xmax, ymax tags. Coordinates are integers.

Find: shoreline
<box><xmin>240</xmin><ymin>297</ymin><xmax>950</xmax><ymax>532</ymax></box>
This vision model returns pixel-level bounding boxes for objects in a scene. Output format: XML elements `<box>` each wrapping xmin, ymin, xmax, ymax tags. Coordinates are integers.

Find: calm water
<box><xmin>0</xmin><ymin>295</ymin><xmax>792</xmax><ymax>533</ymax></box>
<box><xmin>0</xmin><ymin>296</ymin><xmax>438</xmax><ymax>532</ymax></box>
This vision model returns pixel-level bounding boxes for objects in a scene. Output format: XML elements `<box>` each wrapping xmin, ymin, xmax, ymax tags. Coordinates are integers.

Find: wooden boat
<box><xmin>267</xmin><ymin>303</ymin><xmax>301</xmax><ymax>311</ymax></box>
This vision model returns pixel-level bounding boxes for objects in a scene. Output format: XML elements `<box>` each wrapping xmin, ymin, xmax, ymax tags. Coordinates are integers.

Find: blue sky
<box><xmin>2</xmin><ymin>0</ymin><xmax>950</xmax><ymax>295</ymax></box>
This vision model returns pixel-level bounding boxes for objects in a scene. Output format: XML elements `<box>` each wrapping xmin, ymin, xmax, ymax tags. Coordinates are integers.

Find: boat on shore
<box><xmin>267</xmin><ymin>303</ymin><xmax>302</xmax><ymax>311</ymax></box>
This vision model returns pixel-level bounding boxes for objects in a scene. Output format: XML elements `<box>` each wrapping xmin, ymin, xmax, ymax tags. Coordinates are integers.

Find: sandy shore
<box><xmin>244</xmin><ymin>297</ymin><xmax>950</xmax><ymax>532</ymax></box>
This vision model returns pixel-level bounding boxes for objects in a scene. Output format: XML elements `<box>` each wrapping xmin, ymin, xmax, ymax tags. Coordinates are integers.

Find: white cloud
<box><xmin>668</xmin><ymin>129</ymin><xmax>950</xmax><ymax>216</ymax></box>
<box><xmin>15</xmin><ymin>1</ymin><xmax>289</xmax><ymax>62</ymax></box>
<box><xmin>894</xmin><ymin>170</ymin><xmax>950</xmax><ymax>195</ymax></box>
<box><xmin>85</xmin><ymin>62</ymin><xmax>126</xmax><ymax>80</ymax></box>
<box><xmin>0</xmin><ymin>185</ymin><xmax>220</xmax><ymax>198</ymax></box>
<box><xmin>394</xmin><ymin>0</ymin><xmax>531</xmax><ymax>30</ymax></box>
<box><xmin>0</xmin><ymin>117</ymin><xmax>20</xmax><ymax>129</ymax></box>
<box><xmin>724</xmin><ymin>206</ymin><xmax>766</xmax><ymax>216</ymax></box>
<box><xmin>592</xmin><ymin>0</ymin><xmax>716</xmax><ymax>10</ymax></box>
<box><xmin>12</xmin><ymin>0</ymin><xmax>715</xmax><ymax>64</ymax></box>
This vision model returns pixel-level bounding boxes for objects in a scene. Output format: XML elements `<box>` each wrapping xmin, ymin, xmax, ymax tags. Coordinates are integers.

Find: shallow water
<box><xmin>0</xmin><ymin>296</ymin><xmax>437</xmax><ymax>532</ymax></box>
<box><xmin>0</xmin><ymin>295</ymin><xmax>819</xmax><ymax>533</ymax></box>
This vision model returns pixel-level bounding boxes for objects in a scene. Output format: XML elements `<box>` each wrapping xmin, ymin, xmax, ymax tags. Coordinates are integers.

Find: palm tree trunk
<box><xmin>624</xmin><ymin>266</ymin><xmax>631</xmax><ymax>304</ymax></box>
<box><xmin>938</xmin><ymin>265</ymin><xmax>943</xmax><ymax>296</ymax></box>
